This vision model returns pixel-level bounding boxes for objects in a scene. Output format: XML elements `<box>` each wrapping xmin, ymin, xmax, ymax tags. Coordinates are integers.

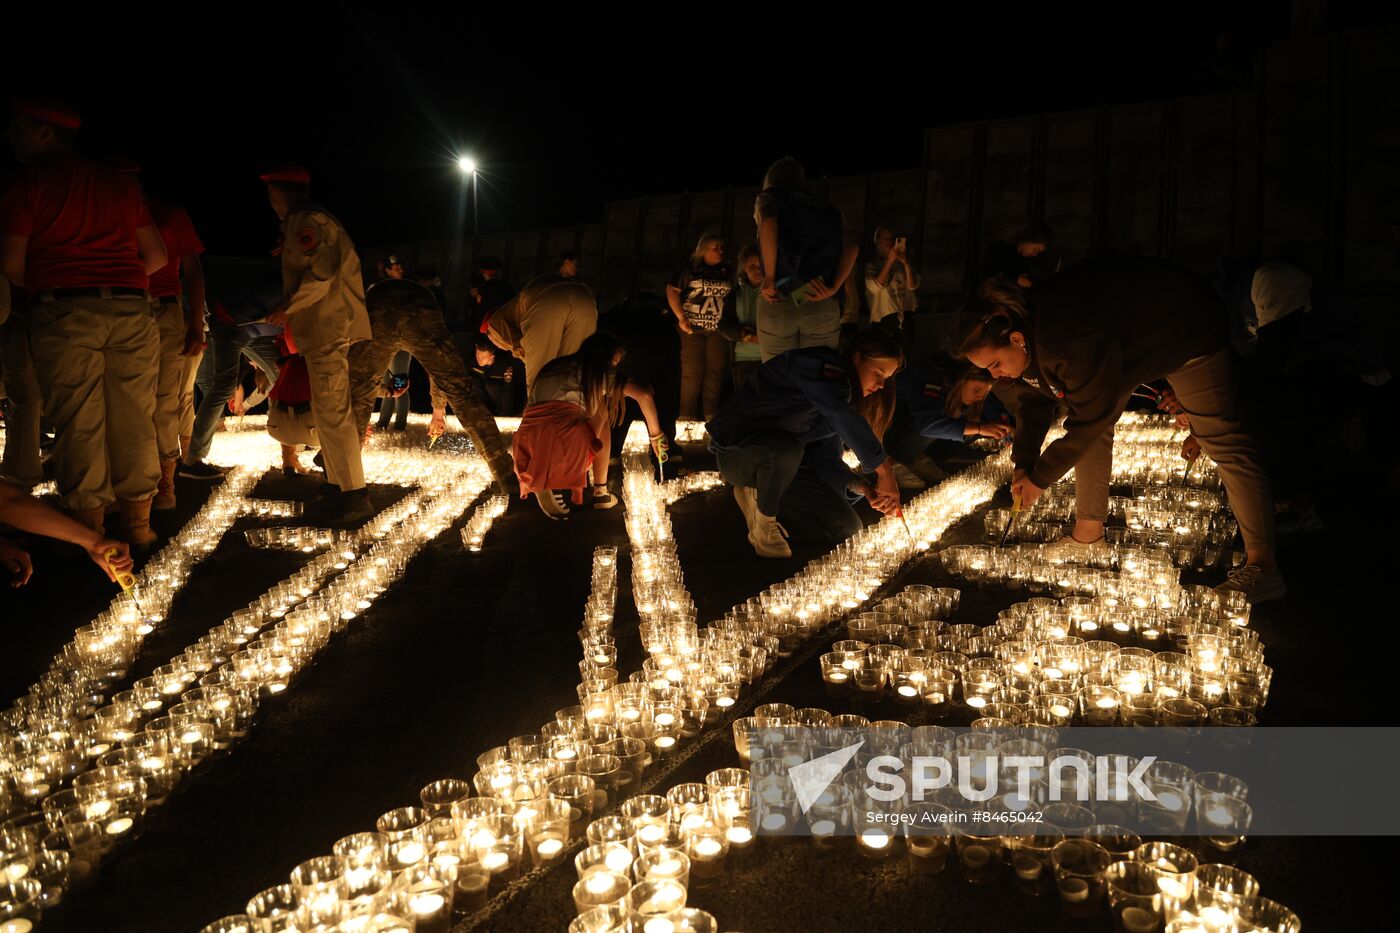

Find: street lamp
<box><xmin>457</xmin><ymin>154</ymin><xmax>478</xmax><ymax>237</ymax></box>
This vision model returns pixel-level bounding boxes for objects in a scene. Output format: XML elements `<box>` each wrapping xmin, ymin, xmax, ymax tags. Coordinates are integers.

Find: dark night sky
<box><xmin>7</xmin><ymin>4</ymin><xmax>1356</xmax><ymax>257</ymax></box>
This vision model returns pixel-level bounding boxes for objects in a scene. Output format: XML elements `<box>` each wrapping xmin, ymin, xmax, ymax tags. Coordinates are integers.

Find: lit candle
<box><xmin>396</xmin><ymin>841</ymin><xmax>426</xmax><ymax>866</ymax></box>
<box><xmin>410</xmin><ymin>891</ymin><xmax>445</xmax><ymax>917</ymax></box>
<box><xmin>481</xmin><ymin>850</ymin><xmax>511</xmax><ymax>873</ymax></box>
<box><xmin>106</xmin><ymin>817</ymin><xmax>134</xmax><ymax>836</ymax></box>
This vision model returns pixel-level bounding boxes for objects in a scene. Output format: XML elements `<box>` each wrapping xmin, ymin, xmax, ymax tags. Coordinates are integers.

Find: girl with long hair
<box><xmin>705</xmin><ymin>328</ymin><xmax>905</xmax><ymax>558</ymax></box>
<box><xmin>883</xmin><ymin>363</ymin><xmax>1013</xmax><ymax>487</ymax></box>
<box><xmin>512</xmin><ymin>332</ymin><xmax>666</xmax><ymax>519</ymax></box>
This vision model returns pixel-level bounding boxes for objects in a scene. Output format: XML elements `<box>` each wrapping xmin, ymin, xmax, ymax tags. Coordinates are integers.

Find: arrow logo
<box><xmin>788</xmin><ymin>740</ymin><xmax>865</xmax><ymax>815</ymax></box>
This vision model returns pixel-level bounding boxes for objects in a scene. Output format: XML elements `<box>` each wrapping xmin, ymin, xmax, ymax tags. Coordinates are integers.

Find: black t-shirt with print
<box><xmin>673</xmin><ymin>260</ymin><xmax>734</xmax><ymax>331</ymax></box>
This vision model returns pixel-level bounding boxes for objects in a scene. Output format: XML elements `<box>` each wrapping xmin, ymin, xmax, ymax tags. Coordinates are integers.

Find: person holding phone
<box><xmin>866</xmin><ymin>226</ymin><xmax>920</xmax><ymax>337</ymax></box>
<box><xmin>958</xmin><ymin>257</ymin><xmax>1283</xmax><ymax>603</ymax></box>
<box><xmin>706</xmin><ymin>328</ymin><xmax>905</xmax><ymax>558</ymax></box>
<box><xmin>752</xmin><ymin>158</ymin><xmax>859</xmax><ymax>361</ymax></box>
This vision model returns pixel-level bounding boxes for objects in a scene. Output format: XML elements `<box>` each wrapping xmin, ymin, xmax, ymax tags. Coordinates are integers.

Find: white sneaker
<box><xmin>749</xmin><ymin>511</ymin><xmax>792</xmax><ymax>559</ymax></box>
<box><xmin>1041</xmin><ymin>535</ymin><xmax>1106</xmax><ymax>563</ymax></box>
<box><xmin>733</xmin><ymin>486</ymin><xmax>759</xmax><ymax>533</ymax></box>
<box><xmin>1215</xmin><ymin>565</ymin><xmax>1287</xmax><ymax>604</ymax></box>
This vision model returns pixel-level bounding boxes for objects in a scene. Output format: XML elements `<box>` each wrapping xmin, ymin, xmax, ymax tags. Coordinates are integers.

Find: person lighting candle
<box><xmin>957</xmin><ymin>256</ymin><xmax>1283</xmax><ymax>602</ymax></box>
<box><xmin>705</xmin><ymin>328</ymin><xmax>904</xmax><ymax>558</ymax></box>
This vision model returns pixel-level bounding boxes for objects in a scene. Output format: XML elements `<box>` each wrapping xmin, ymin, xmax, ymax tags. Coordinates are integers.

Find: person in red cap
<box><xmin>259</xmin><ymin>164</ymin><xmax>374</xmax><ymax>523</ymax></box>
<box><xmin>1</xmin><ymin>99</ymin><xmax>169</xmax><ymax>550</ymax></box>
<box><xmin>117</xmin><ymin>162</ymin><xmax>208</xmax><ymax>511</ymax></box>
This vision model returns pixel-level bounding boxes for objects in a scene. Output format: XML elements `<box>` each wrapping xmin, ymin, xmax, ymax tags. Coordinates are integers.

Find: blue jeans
<box><xmin>376</xmin><ymin>350</ymin><xmax>412</xmax><ymax>428</ymax></box>
<box><xmin>187</xmin><ymin>323</ymin><xmax>282</xmax><ymax>462</ymax></box>
<box><xmin>715</xmin><ymin>433</ymin><xmax>862</xmax><ymax>543</ymax></box>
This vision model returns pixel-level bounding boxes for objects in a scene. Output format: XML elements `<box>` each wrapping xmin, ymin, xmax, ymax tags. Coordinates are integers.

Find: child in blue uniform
<box><xmin>706</xmin><ymin>328</ymin><xmax>904</xmax><ymax>558</ymax></box>
<box><xmin>885</xmin><ymin>364</ymin><xmax>1013</xmax><ymax>486</ymax></box>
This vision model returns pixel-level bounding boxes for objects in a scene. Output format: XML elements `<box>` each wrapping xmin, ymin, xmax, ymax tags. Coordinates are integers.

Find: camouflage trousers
<box><xmin>348</xmin><ymin>306</ymin><xmax>513</xmax><ymax>485</ymax></box>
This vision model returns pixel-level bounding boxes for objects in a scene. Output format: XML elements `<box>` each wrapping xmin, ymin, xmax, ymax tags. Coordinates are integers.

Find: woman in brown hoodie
<box><xmin>959</xmin><ymin>255</ymin><xmax>1283</xmax><ymax>603</ymax></box>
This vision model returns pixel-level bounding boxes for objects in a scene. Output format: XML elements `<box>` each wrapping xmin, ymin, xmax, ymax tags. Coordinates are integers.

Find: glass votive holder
<box><xmin>1193</xmin><ymin>864</ymin><xmax>1259</xmax><ymax>918</ymax></box>
<box><xmin>41</xmin><ymin>823</ymin><xmax>102</xmax><ymax>893</ymax></box>
<box><xmin>527</xmin><ymin>800</ymin><xmax>573</xmax><ymax>868</ymax></box>
<box><xmin>1007</xmin><ymin>831</ymin><xmax>1064</xmax><ymax>896</ymax></box>
<box><xmin>577</xmin><ymin>843</ymin><xmax>635</xmax><ymax>880</ymax></box>
<box><xmin>468</xmin><ymin>814</ymin><xmax>523</xmax><ymax>886</ymax></box>
<box><xmin>247</xmin><ymin>882</ymin><xmax>301</xmax><ymax>932</ymax></box>
<box><xmin>419</xmin><ymin>779</ymin><xmax>471</xmax><ymax>817</ymax></box>
<box><xmin>586</xmin><ymin>815</ymin><xmax>633</xmax><ymax>849</ymax></box>
<box><xmin>549</xmin><ymin>775</ymin><xmax>600</xmax><ymax>837</ymax></box>
<box><xmin>634</xmin><ymin>845</ymin><xmax>690</xmax><ymax>889</ymax></box>
<box><xmin>199</xmin><ymin>916</ymin><xmax>256</xmax><ymax>933</ymax></box>
<box><xmin>1105</xmin><ymin>860</ymin><xmax>1164</xmax><ymax>933</ymax></box>
<box><xmin>1135</xmin><ymin>841</ymin><xmax>1197</xmax><ymax>908</ymax></box>
<box><xmin>1241</xmin><ymin>897</ymin><xmax>1301</xmax><ymax>933</ymax></box>
<box><xmin>921</xmin><ymin>667</ymin><xmax>958</xmax><ymax>719</ymax></box>
<box><xmin>1085</xmin><ymin>825</ymin><xmax>1142</xmax><ymax>862</ymax></box>
<box><xmin>71</xmin><ymin>768</ymin><xmax>146</xmax><ymax>844</ymax></box>
<box><xmin>376</xmin><ymin>808</ymin><xmax>430</xmax><ymax>872</ymax></box>
<box><xmin>731</xmin><ymin>717</ymin><xmax>759</xmax><ymax>763</ymax></box>
<box><xmin>394</xmin><ymin>864</ymin><xmax>453</xmax><ymax>933</ymax></box>
<box><xmin>1051</xmin><ymin>839</ymin><xmax>1112</xmax><ymax>919</ymax></box>
<box><xmin>1157</xmin><ymin>696</ymin><xmax>1208</xmax><ymax>727</ymax></box>
<box><xmin>626</xmin><ymin>879</ymin><xmax>688</xmax><ymax>927</ymax></box>
<box><xmin>1195</xmin><ymin>795</ymin><xmax>1252</xmax><ymax>855</ymax></box>
<box><xmin>569</xmin><ymin>904</ymin><xmax>631</xmax><ymax>933</ymax></box>
<box><xmin>955</xmin><ymin>830</ymin><xmax>1001</xmax><ymax>884</ymax></box>
<box><xmin>571</xmin><ymin>870</ymin><xmax>631</xmax><ymax>915</ymax></box>
<box><xmin>901</xmin><ymin>802</ymin><xmax>953</xmax><ymax>874</ymax></box>
<box><xmin>290</xmin><ymin>855</ymin><xmax>346</xmax><ymax>923</ymax></box>
<box><xmin>0</xmin><ymin>877</ymin><xmax>42</xmax><ymax>931</ymax></box>
<box><xmin>1080</xmin><ymin>685</ymin><xmax>1122</xmax><ymax>726</ymax></box>
<box><xmin>682</xmin><ymin>825</ymin><xmax>728</xmax><ymax>880</ymax></box>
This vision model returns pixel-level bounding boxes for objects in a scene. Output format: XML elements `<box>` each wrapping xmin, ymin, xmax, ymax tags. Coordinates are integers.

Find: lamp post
<box><xmin>457</xmin><ymin>155</ymin><xmax>478</xmax><ymax>238</ymax></box>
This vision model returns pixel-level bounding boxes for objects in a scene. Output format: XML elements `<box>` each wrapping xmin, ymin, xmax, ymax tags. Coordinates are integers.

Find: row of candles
<box><xmin>816</xmin><ymin>585</ymin><xmax>1268</xmax><ymax>727</ymax></box>
<box><xmin>2</xmin><ymin>423</ymin><xmax>495</xmax><ymax>930</ymax></box>
<box><xmin>194</xmin><ymin>413</ymin><xmax>1258</xmax><ymax>931</ymax></box>
<box><xmin>460</xmin><ymin>495</ymin><xmax>510</xmax><ymax>553</ymax></box>
<box><xmin>199</xmin><ymin>419</ymin><xmax>1008</xmax><ymax>931</ymax></box>
<box><xmin>576</xmin><ymin>700</ymin><xmax>1288</xmax><ymax>930</ymax></box>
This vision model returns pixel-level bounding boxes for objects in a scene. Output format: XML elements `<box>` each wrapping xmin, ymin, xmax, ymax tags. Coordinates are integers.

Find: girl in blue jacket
<box><xmin>705</xmin><ymin>328</ymin><xmax>904</xmax><ymax>558</ymax></box>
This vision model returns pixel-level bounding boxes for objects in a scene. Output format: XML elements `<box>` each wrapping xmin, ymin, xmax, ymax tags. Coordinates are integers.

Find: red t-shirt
<box><xmin>147</xmin><ymin>201</ymin><xmax>204</xmax><ymax>298</ymax></box>
<box><xmin>0</xmin><ymin>154</ymin><xmax>154</xmax><ymax>292</ymax></box>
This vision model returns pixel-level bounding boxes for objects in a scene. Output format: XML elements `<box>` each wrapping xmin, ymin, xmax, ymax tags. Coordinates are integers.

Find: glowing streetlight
<box><xmin>457</xmin><ymin>155</ymin><xmax>477</xmax><ymax>175</ymax></box>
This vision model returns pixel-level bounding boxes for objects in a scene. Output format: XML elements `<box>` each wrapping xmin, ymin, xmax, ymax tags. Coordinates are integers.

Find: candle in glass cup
<box><xmin>683</xmin><ymin>826</ymin><xmax>728</xmax><ymax>879</ymax></box>
<box><xmin>572</xmin><ymin>869</ymin><xmax>631</xmax><ymax>915</ymax></box>
<box><xmin>1051</xmin><ymin>839</ymin><xmax>1112</xmax><ymax>919</ymax></box>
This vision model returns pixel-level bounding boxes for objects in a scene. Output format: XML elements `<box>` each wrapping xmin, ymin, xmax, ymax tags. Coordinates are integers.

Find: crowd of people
<box><xmin>1</xmin><ymin>102</ymin><xmax>1392</xmax><ymax>604</ymax></box>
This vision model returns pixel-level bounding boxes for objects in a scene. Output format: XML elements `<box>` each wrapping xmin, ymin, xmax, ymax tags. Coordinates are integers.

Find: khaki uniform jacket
<box><xmin>485</xmin><ymin>273</ymin><xmax>593</xmax><ymax>358</ymax></box>
<box><xmin>279</xmin><ymin>201</ymin><xmax>371</xmax><ymax>351</ymax></box>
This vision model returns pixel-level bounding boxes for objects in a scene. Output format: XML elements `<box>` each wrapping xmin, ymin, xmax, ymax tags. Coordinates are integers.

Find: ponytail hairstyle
<box><xmin>844</xmin><ymin>327</ymin><xmax>904</xmax><ymax>439</ymax></box>
<box><xmin>955</xmin><ymin>278</ymin><xmax>1031</xmax><ymax>359</ymax></box>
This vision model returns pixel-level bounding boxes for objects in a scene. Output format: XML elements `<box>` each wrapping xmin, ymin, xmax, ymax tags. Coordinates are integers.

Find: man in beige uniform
<box><xmin>486</xmin><ymin>271</ymin><xmax>597</xmax><ymax>395</ymax></box>
<box><xmin>260</xmin><ymin>165</ymin><xmax>373</xmax><ymax>524</ymax></box>
<box><xmin>1</xmin><ymin>99</ymin><xmax>167</xmax><ymax>548</ymax></box>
